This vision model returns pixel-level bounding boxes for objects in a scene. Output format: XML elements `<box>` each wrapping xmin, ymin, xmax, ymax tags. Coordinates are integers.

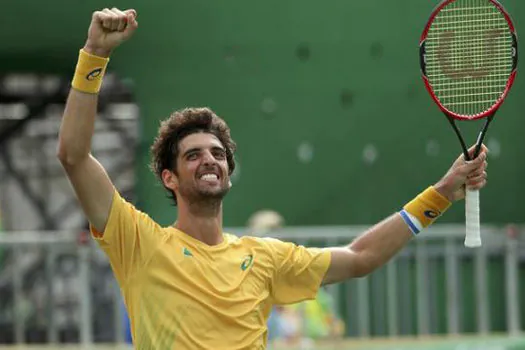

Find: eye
<box><xmin>213</xmin><ymin>149</ymin><xmax>226</xmax><ymax>160</ymax></box>
<box><xmin>187</xmin><ymin>152</ymin><xmax>198</xmax><ymax>160</ymax></box>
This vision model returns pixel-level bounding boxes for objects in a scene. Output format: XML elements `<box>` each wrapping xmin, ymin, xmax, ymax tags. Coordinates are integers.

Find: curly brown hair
<box><xmin>150</xmin><ymin>107</ymin><xmax>237</xmax><ymax>205</ymax></box>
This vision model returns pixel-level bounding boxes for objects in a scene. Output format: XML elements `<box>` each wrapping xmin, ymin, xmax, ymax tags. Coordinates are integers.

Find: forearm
<box><xmin>349</xmin><ymin>186</ymin><xmax>451</xmax><ymax>275</ymax></box>
<box><xmin>57</xmin><ymin>47</ymin><xmax>109</xmax><ymax>165</ymax></box>
<box><xmin>348</xmin><ymin>213</ymin><xmax>412</xmax><ymax>275</ymax></box>
<box><xmin>324</xmin><ymin>187</ymin><xmax>452</xmax><ymax>284</ymax></box>
<box><xmin>57</xmin><ymin>89</ymin><xmax>98</xmax><ymax>164</ymax></box>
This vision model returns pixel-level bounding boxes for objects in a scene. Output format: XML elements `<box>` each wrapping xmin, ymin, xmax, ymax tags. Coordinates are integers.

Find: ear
<box><xmin>228</xmin><ymin>179</ymin><xmax>232</xmax><ymax>189</ymax></box>
<box><xmin>161</xmin><ymin>169</ymin><xmax>179</xmax><ymax>192</ymax></box>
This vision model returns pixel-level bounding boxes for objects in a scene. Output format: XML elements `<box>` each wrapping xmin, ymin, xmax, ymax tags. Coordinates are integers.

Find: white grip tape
<box><xmin>465</xmin><ymin>189</ymin><xmax>481</xmax><ymax>247</ymax></box>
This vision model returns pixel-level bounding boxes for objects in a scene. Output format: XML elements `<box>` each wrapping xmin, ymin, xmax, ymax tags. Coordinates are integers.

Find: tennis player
<box><xmin>57</xmin><ymin>8</ymin><xmax>488</xmax><ymax>349</ymax></box>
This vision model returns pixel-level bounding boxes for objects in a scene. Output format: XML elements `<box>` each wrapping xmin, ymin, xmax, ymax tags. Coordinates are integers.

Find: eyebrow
<box><xmin>182</xmin><ymin>145</ymin><xmax>225</xmax><ymax>158</ymax></box>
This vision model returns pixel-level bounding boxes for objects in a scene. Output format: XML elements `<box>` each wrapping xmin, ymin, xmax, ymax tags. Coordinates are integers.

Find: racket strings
<box><xmin>425</xmin><ymin>0</ymin><xmax>514</xmax><ymax>117</ymax></box>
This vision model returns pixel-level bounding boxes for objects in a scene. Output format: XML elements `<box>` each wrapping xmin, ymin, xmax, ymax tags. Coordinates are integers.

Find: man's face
<box><xmin>174</xmin><ymin>132</ymin><xmax>231</xmax><ymax>204</ymax></box>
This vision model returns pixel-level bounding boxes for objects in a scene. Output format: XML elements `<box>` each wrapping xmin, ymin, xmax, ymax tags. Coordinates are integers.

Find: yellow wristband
<box><xmin>71</xmin><ymin>49</ymin><xmax>109</xmax><ymax>94</ymax></box>
<box><xmin>403</xmin><ymin>186</ymin><xmax>451</xmax><ymax>228</ymax></box>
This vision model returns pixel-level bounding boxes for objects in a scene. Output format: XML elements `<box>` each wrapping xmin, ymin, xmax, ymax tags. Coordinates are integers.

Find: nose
<box><xmin>201</xmin><ymin>150</ymin><xmax>215</xmax><ymax>165</ymax></box>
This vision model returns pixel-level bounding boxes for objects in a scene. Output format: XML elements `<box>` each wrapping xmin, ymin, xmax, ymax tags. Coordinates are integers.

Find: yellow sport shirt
<box><xmin>91</xmin><ymin>190</ymin><xmax>331</xmax><ymax>349</ymax></box>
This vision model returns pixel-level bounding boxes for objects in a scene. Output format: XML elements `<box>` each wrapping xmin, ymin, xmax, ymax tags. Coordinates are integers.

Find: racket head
<box><xmin>420</xmin><ymin>0</ymin><xmax>518</xmax><ymax>121</ymax></box>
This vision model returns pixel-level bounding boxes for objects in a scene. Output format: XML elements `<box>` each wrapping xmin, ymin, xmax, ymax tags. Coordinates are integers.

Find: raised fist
<box><xmin>84</xmin><ymin>8</ymin><xmax>138</xmax><ymax>57</ymax></box>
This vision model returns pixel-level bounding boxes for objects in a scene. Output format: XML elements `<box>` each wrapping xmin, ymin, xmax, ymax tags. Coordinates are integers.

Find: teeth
<box><xmin>200</xmin><ymin>174</ymin><xmax>218</xmax><ymax>181</ymax></box>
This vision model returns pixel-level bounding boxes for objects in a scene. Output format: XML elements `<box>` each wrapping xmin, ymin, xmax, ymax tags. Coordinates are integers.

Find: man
<box><xmin>57</xmin><ymin>8</ymin><xmax>488</xmax><ymax>350</ymax></box>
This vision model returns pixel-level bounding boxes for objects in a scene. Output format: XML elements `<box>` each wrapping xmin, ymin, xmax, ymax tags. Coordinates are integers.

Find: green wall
<box><xmin>2</xmin><ymin>0</ymin><xmax>524</xmax><ymax>227</ymax></box>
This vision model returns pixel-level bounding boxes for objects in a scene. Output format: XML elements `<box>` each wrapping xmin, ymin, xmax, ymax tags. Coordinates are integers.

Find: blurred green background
<box><xmin>1</xmin><ymin>0</ymin><xmax>523</xmax><ymax>227</ymax></box>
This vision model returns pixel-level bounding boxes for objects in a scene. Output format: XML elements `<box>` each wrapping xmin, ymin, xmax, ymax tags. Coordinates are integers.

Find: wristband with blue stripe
<box><xmin>400</xmin><ymin>209</ymin><xmax>421</xmax><ymax>235</ymax></box>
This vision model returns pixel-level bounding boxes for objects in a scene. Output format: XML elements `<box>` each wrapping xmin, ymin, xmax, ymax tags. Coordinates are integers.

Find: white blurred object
<box><xmin>362</xmin><ymin>144</ymin><xmax>378</xmax><ymax>165</ymax></box>
<box><xmin>297</xmin><ymin>141</ymin><xmax>314</xmax><ymax>164</ymax></box>
<box><xmin>247</xmin><ymin>210</ymin><xmax>284</xmax><ymax>235</ymax></box>
<box><xmin>486</xmin><ymin>138</ymin><xmax>501</xmax><ymax>158</ymax></box>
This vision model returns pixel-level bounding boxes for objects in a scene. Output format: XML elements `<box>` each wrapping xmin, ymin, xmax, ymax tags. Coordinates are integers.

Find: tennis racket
<box><xmin>419</xmin><ymin>0</ymin><xmax>518</xmax><ymax>247</ymax></box>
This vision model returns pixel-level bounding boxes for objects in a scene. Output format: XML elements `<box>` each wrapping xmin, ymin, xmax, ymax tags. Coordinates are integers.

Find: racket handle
<box><xmin>465</xmin><ymin>189</ymin><xmax>482</xmax><ymax>247</ymax></box>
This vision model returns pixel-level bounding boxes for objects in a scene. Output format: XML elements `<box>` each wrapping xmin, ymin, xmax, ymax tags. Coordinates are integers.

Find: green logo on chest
<box><xmin>183</xmin><ymin>247</ymin><xmax>193</xmax><ymax>257</ymax></box>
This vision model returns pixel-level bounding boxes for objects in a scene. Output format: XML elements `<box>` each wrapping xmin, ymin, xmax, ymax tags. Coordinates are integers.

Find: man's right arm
<box><xmin>57</xmin><ymin>8</ymin><xmax>138</xmax><ymax>233</ymax></box>
<box><xmin>57</xmin><ymin>89</ymin><xmax>114</xmax><ymax>233</ymax></box>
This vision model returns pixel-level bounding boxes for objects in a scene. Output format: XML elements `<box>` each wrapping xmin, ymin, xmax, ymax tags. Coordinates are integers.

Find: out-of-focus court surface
<box><xmin>1</xmin><ymin>335</ymin><xmax>524</xmax><ymax>350</ymax></box>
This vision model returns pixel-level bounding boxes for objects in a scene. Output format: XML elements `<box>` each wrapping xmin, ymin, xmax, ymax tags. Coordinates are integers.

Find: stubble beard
<box><xmin>179</xmin><ymin>181</ymin><xmax>230</xmax><ymax>213</ymax></box>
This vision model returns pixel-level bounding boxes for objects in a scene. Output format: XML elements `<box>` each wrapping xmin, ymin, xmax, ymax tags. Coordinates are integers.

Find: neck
<box><xmin>174</xmin><ymin>198</ymin><xmax>224</xmax><ymax>246</ymax></box>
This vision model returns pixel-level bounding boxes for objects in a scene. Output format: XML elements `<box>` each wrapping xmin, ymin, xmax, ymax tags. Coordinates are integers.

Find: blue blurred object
<box><xmin>267</xmin><ymin>307</ymin><xmax>279</xmax><ymax>341</ymax></box>
<box><xmin>121</xmin><ymin>300</ymin><xmax>132</xmax><ymax>344</ymax></box>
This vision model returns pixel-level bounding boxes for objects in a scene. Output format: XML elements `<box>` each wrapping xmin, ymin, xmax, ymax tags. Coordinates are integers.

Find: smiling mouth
<box><xmin>199</xmin><ymin>173</ymin><xmax>219</xmax><ymax>182</ymax></box>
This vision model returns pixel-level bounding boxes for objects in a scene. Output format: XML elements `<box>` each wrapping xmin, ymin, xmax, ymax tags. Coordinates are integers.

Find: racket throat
<box><xmin>446</xmin><ymin>116</ymin><xmax>470</xmax><ymax>161</ymax></box>
<box><xmin>447</xmin><ymin>115</ymin><xmax>493</xmax><ymax>161</ymax></box>
<box><xmin>473</xmin><ymin>115</ymin><xmax>494</xmax><ymax>158</ymax></box>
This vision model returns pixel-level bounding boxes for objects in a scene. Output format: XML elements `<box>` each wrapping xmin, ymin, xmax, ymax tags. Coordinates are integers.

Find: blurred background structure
<box><xmin>0</xmin><ymin>0</ymin><xmax>524</xmax><ymax>349</ymax></box>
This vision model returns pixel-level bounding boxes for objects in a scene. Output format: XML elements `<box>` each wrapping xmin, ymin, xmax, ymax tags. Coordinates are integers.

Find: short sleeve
<box><xmin>90</xmin><ymin>189</ymin><xmax>168</xmax><ymax>285</ymax></box>
<box><xmin>265</xmin><ymin>238</ymin><xmax>331</xmax><ymax>305</ymax></box>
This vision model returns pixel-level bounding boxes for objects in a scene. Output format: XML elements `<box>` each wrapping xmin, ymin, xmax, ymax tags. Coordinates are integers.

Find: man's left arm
<box><xmin>323</xmin><ymin>145</ymin><xmax>488</xmax><ymax>285</ymax></box>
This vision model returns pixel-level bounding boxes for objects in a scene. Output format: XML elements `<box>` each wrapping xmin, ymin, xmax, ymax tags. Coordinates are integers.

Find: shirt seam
<box><xmin>121</xmin><ymin>228</ymin><xmax>172</xmax><ymax>289</ymax></box>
